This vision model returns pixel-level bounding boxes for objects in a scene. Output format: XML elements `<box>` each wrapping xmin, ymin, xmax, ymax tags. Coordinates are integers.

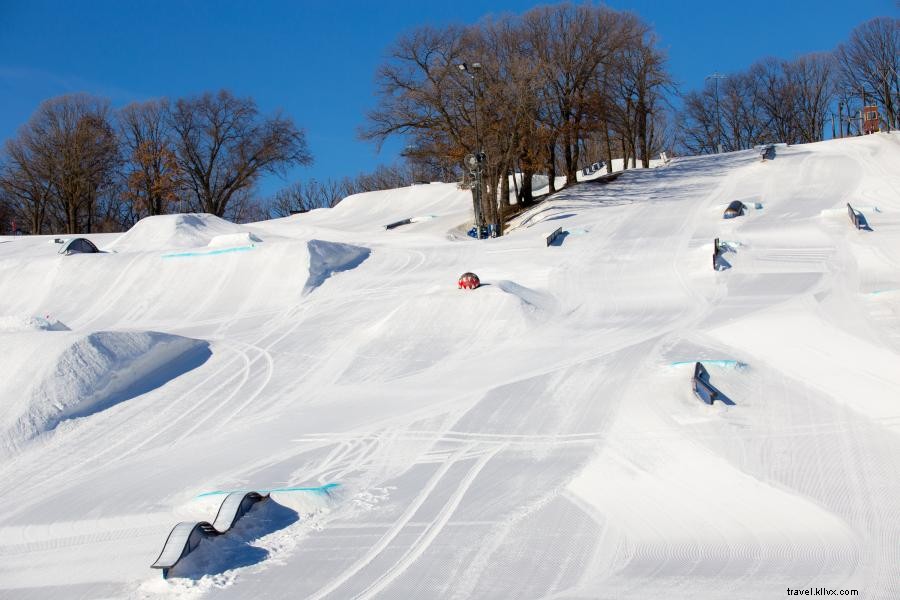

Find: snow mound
<box><xmin>207</xmin><ymin>232</ymin><xmax>262</xmax><ymax>248</ymax></box>
<box><xmin>303</xmin><ymin>239</ymin><xmax>371</xmax><ymax>294</ymax></box>
<box><xmin>494</xmin><ymin>280</ymin><xmax>559</xmax><ymax>315</ymax></box>
<box><xmin>0</xmin><ymin>315</ymin><xmax>69</xmax><ymax>332</ymax></box>
<box><xmin>1</xmin><ymin>330</ymin><xmax>210</xmax><ymax>453</ymax></box>
<box><xmin>301</xmin><ymin>182</ymin><xmax>472</xmax><ymax>233</ymax></box>
<box><xmin>104</xmin><ymin>214</ymin><xmax>250</xmax><ymax>252</ymax></box>
<box><xmin>340</xmin><ymin>284</ymin><xmax>549</xmax><ymax>383</ymax></box>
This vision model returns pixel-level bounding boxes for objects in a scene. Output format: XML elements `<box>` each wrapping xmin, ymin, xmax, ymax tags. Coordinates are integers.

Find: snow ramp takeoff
<box><xmin>151</xmin><ymin>491</ymin><xmax>268</xmax><ymax>578</ymax></box>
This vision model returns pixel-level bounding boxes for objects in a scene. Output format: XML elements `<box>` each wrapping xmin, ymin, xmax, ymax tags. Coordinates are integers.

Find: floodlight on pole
<box><xmin>706</xmin><ymin>72</ymin><xmax>727</xmax><ymax>153</ymax></box>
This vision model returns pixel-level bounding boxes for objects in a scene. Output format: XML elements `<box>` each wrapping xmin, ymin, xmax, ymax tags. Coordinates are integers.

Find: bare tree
<box><xmin>119</xmin><ymin>99</ymin><xmax>182</xmax><ymax>218</ymax></box>
<box><xmin>363</xmin><ymin>4</ymin><xmax>669</xmax><ymax>232</ymax></box>
<box><xmin>677</xmin><ymin>87</ymin><xmax>719</xmax><ymax>154</ymax></box>
<box><xmin>609</xmin><ymin>21</ymin><xmax>671</xmax><ymax>167</ymax></box>
<box><xmin>0</xmin><ymin>95</ymin><xmax>119</xmax><ymax>234</ymax></box>
<box><xmin>0</xmin><ymin>136</ymin><xmax>54</xmax><ymax>234</ymax></box>
<box><xmin>169</xmin><ymin>90</ymin><xmax>312</xmax><ymax>218</ymax></box>
<box><xmin>523</xmin><ymin>3</ymin><xmax>629</xmax><ymax>183</ymax></box>
<box><xmin>836</xmin><ymin>17</ymin><xmax>900</xmax><ymax>130</ymax></box>
<box><xmin>680</xmin><ymin>51</ymin><xmax>835</xmax><ymax>151</ymax></box>
<box><xmin>748</xmin><ymin>58</ymin><xmax>800</xmax><ymax>144</ymax></box>
<box><xmin>719</xmin><ymin>73</ymin><xmax>767</xmax><ymax>150</ymax></box>
<box><xmin>269</xmin><ymin>179</ymin><xmax>345</xmax><ymax>217</ymax></box>
<box><xmin>785</xmin><ymin>53</ymin><xmax>835</xmax><ymax>142</ymax></box>
<box><xmin>350</xmin><ymin>164</ymin><xmax>414</xmax><ymax>193</ymax></box>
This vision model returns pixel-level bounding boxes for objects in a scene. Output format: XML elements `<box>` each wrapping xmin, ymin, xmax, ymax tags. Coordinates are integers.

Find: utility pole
<box><xmin>838</xmin><ymin>101</ymin><xmax>844</xmax><ymax>138</ymax></box>
<box><xmin>706</xmin><ymin>73</ymin><xmax>727</xmax><ymax>153</ymax></box>
<box><xmin>459</xmin><ymin>62</ymin><xmax>489</xmax><ymax>238</ymax></box>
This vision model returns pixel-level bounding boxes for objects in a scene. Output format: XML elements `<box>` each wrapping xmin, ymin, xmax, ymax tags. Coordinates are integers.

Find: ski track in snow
<box><xmin>1</xmin><ymin>136</ymin><xmax>899</xmax><ymax>599</ymax></box>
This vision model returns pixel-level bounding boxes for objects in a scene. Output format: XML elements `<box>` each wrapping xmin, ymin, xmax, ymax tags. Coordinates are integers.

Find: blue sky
<box><xmin>0</xmin><ymin>0</ymin><xmax>896</xmax><ymax>196</ymax></box>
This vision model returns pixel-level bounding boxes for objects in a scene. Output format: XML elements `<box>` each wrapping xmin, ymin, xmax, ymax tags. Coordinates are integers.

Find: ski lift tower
<box><xmin>459</xmin><ymin>62</ymin><xmax>488</xmax><ymax>238</ymax></box>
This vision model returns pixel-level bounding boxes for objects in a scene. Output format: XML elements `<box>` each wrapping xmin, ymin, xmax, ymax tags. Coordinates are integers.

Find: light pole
<box><xmin>459</xmin><ymin>62</ymin><xmax>488</xmax><ymax>238</ymax></box>
<box><xmin>706</xmin><ymin>73</ymin><xmax>727</xmax><ymax>153</ymax></box>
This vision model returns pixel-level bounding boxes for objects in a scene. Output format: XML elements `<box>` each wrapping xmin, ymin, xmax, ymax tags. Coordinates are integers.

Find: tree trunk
<box><xmin>604</xmin><ymin>121</ymin><xmax>614</xmax><ymax>174</ymax></box>
<box><xmin>521</xmin><ymin>169</ymin><xmax>534</xmax><ymax>205</ymax></box>
<box><xmin>489</xmin><ymin>173</ymin><xmax>500</xmax><ymax>230</ymax></box>
<box><xmin>67</xmin><ymin>201</ymin><xmax>77</xmax><ymax>234</ymax></box>
<box><xmin>638</xmin><ymin>103</ymin><xmax>650</xmax><ymax>168</ymax></box>
<box><xmin>500</xmin><ymin>169</ymin><xmax>510</xmax><ymax>207</ymax></box>
<box><xmin>497</xmin><ymin>171</ymin><xmax>507</xmax><ymax>236</ymax></box>
<box><xmin>547</xmin><ymin>143</ymin><xmax>557</xmax><ymax>193</ymax></box>
<box><xmin>566</xmin><ymin>136</ymin><xmax>579</xmax><ymax>185</ymax></box>
<box><xmin>30</xmin><ymin>206</ymin><xmax>43</xmax><ymax>235</ymax></box>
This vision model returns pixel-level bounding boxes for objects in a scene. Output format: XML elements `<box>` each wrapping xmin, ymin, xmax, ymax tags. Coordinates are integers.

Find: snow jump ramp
<box><xmin>151</xmin><ymin>491</ymin><xmax>268</xmax><ymax>578</ymax></box>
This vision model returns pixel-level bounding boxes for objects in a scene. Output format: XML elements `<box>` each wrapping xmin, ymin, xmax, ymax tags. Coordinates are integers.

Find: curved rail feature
<box><xmin>723</xmin><ymin>201</ymin><xmax>746</xmax><ymax>219</ymax></box>
<box><xmin>212</xmin><ymin>491</ymin><xmax>267</xmax><ymax>532</ymax></box>
<box><xmin>151</xmin><ymin>491</ymin><xmax>269</xmax><ymax>578</ymax></box>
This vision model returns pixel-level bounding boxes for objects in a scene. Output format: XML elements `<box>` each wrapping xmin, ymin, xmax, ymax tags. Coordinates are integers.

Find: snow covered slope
<box><xmin>0</xmin><ymin>134</ymin><xmax>898</xmax><ymax>599</ymax></box>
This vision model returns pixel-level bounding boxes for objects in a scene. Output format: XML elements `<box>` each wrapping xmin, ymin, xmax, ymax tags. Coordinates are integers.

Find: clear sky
<box><xmin>1</xmin><ymin>0</ymin><xmax>896</xmax><ymax>196</ymax></box>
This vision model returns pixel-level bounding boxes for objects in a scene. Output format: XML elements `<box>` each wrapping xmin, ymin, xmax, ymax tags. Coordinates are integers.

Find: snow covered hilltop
<box><xmin>1</xmin><ymin>133</ymin><xmax>899</xmax><ymax>598</ymax></box>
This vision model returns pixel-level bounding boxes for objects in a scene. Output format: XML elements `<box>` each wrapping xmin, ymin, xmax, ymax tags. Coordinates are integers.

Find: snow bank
<box><xmin>207</xmin><ymin>232</ymin><xmax>263</xmax><ymax>249</ymax></box>
<box><xmin>299</xmin><ymin>182</ymin><xmax>472</xmax><ymax>234</ymax></box>
<box><xmin>1</xmin><ymin>331</ymin><xmax>210</xmax><ymax>453</ymax></box>
<box><xmin>0</xmin><ymin>315</ymin><xmax>69</xmax><ymax>332</ymax></box>
<box><xmin>104</xmin><ymin>214</ymin><xmax>251</xmax><ymax>252</ymax></box>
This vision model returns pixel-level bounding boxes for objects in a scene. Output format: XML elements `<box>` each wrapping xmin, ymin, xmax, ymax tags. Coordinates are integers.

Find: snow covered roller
<box><xmin>56</xmin><ymin>237</ymin><xmax>100</xmax><ymax>255</ymax></box>
<box><xmin>151</xmin><ymin>491</ymin><xmax>268</xmax><ymax>578</ymax></box>
<box><xmin>723</xmin><ymin>201</ymin><xmax>745</xmax><ymax>219</ymax></box>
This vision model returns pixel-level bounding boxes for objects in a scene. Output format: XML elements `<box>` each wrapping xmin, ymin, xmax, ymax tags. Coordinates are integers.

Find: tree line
<box><xmin>362</xmin><ymin>2</ymin><xmax>671</xmax><ymax>235</ymax></box>
<box><xmin>0</xmin><ymin>87</ymin><xmax>434</xmax><ymax>234</ymax></box>
<box><xmin>267</xmin><ymin>163</ymin><xmax>427</xmax><ymax>217</ymax></box>
<box><xmin>2</xmin><ymin>6</ymin><xmax>896</xmax><ymax>236</ymax></box>
<box><xmin>0</xmin><ymin>90</ymin><xmax>314</xmax><ymax>234</ymax></box>
<box><xmin>677</xmin><ymin>17</ymin><xmax>899</xmax><ymax>154</ymax></box>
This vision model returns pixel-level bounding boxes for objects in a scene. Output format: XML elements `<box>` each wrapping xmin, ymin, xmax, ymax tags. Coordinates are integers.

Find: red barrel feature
<box><xmin>458</xmin><ymin>272</ymin><xmax>480</xmax><ymax>290</ymax></box>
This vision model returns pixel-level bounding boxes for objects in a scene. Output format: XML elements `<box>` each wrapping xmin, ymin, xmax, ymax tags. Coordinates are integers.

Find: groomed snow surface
<box><xmin>1</xmin><ymin>133</ymin><xmax>899</xmax><ymax>599</ymax></box>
